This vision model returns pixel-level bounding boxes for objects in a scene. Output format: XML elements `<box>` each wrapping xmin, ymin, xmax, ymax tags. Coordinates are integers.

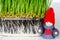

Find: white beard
<box><xmin>46</xmin><ymin>22</ymin><xmax>53</xmax><ymax>26</ymax></box>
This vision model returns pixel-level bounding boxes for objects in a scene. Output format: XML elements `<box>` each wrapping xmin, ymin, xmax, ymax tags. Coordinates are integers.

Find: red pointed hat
<box><xmin>44</xmin><ymin>7</ymin><xmax>55</xmax><ymax>24</ymax></box>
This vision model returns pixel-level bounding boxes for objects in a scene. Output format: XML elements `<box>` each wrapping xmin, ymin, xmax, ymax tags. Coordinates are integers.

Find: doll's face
<box><xmin>46</xmin><ymin>22</ymin><xmax>53</xmax><ymax>26</ymax></box>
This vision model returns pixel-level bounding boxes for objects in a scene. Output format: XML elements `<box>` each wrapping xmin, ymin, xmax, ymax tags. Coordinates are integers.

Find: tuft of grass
<box><xmin>0</xmin><ymin>0</ymin><xmax>2</xmax><ymax>17</ymax></box>
<box><xmin>0</xmin><ymin>0</ymin><xmax>52</xmax><ymax>18</ymax></box>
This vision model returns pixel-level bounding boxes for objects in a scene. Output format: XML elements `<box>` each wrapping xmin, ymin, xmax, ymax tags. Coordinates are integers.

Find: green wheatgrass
<box><xmin>0</xmin><ymin>0</ymin><xmax>52</xmax><ymax>18</ymax></box>
<box><xmin>29</xmin><ymin>0</ymin><xmax>33</xmax><ymax>14</ymax></box>
<box><xmin>7</xmin><ymin>0</ymin><xmax>12</xmax><ymax>16</ymax></box>
<box><xmin>0</xmin><ymin>0</ymin><xmax>2</xmax><ymax>16</ymax></box>
<box><xmin>11</xmin><ymin>0</ymin><xmax>14</xmax><ymax>16</ymax></box>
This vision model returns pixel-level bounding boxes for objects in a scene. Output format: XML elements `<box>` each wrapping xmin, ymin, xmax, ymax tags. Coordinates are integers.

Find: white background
<box><xmin>53</xmin><ymin>0</ymin><xmax>60</xmax><ymax>2</ymax></box>
<box><xmin>0</xmin><ymin>0</ymin><xmax>60</xmax><ymax>40</ymax></box>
